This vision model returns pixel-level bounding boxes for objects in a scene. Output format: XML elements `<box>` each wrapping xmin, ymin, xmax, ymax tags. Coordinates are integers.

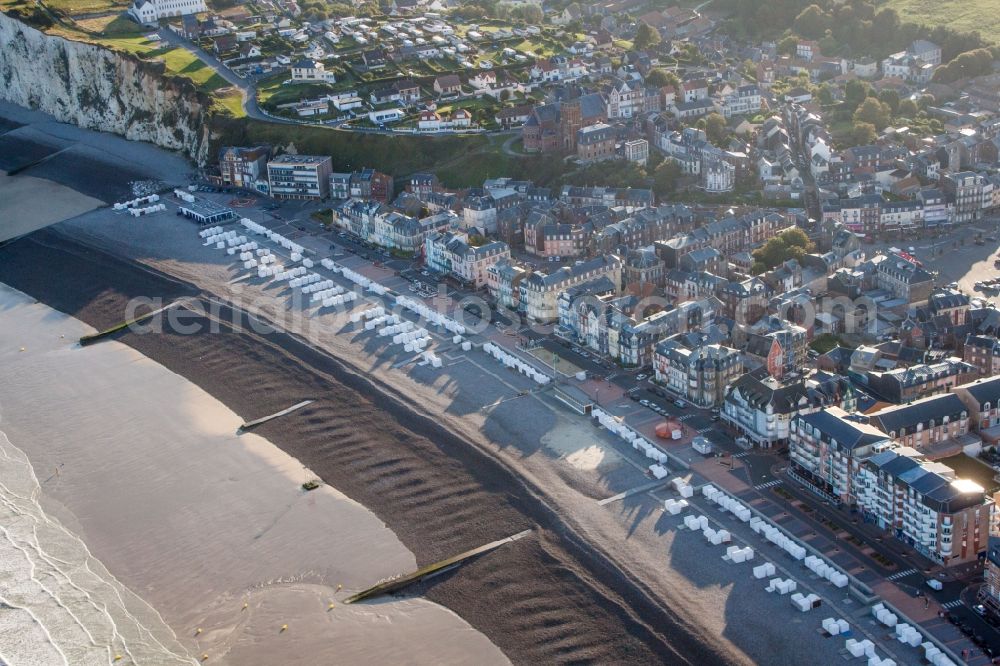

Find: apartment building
<box><xmin>577</xmin><ymin>123</ymin><xmax>616</xmax><ymax>162</ymax></box>
<box><xmin>425</xmin><ymin>231</ymin><xmax>511</xmax><ymax>288</ymax></box>
<box><xmin>942</xmin><ymin>172</ymin><xmax>992</xmax><ymax>223</ymax></box>
<box><xmin>868</xmin><ymin>393</ymin><xmax>969</xmax><ymax>451</ymax></box>
<box><xmin>864</xmin><ymin>358</ymin><xmax>977</xmax><ymax>404</ymax></box>
<box><xmin>721</xmin><ymin>373</ymin><xmax>809</xmax><ymax>448</ymax></box>
<box><xmin>788</xmin><ymin>407</ymin><xmax>892</xmax><ymax>503</ymax></box>
<box><xmin>954</xmin><ymin>375</ymin><xmax>1000</xmax><ymax>433</ymax></box>
<box><xmin>486</xmin><ymin>259</ymin><xmax>528</xmax><ymax>310</ymax></box>
<box><xmin>654</xmin><ymin>339</ymin><xmax>742</xmax><ymax>407</ymax></box>
<box><xmin>855</xmin><ymin>448</ymin><xmax>993</xmax><ymax>565</ymax></box>
<box><xmin>519</xmin><ymin>255</ymin><xmax>622</xmax><ymax>323</ymax></box>
<box><xmin>964</xmin><ymin>336</ymin><xmax>1000</xmax><ymax>377</ymax></box>
<box><xmin>267</xmin><ymin>154</ymin><xmax>333</xmax><ymax>199</ymax></box>
<box><xmin>218</xmin><ymin>145</ymin><xmax>269</xmax><ymax>190</ymax></box>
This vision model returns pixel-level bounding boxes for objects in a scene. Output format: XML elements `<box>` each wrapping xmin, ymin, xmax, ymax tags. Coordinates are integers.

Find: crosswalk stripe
<box><xmin>942</xmin><ymin>600</ymin><xmax>963</xmax><ymax>610</ymax></box>
<box><xmin>886</xmin><ymin>568</ymin><xmax>918</xmax><ymax>581</ymax></box>
<box><xmin>754</xmin><ymin>479</ymin><xmax>782</xmax><ymax>490</ymax></box>
<box><xmin>733</xmin><ymin>451</ymin><xmax>750</xmax><ymax>459</ymax></box>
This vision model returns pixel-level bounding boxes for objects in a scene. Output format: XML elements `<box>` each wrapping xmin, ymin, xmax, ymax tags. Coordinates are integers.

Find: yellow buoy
<box><xmin>336</xmin><ymin>584</ymin><xmax>343</xmax><ymax>591</ymax></box>
<box><xmin>113</xmin><ymin>656</ymin><xmax>122</xmax><ymax>662</ymax></box>
<box><xmin>195</xmin><ymin>628</ymin><xmax>202</xmax><ymax>635</ymax></box>
<box><xmin>328</xmin><ymin>602</ymin><xmax>335</xmax><ymax>610</ymax></box>
<box><xmin>242</xmin><ymin>602</ymin><xmax>248</xmax><ymax>610</ymax></box>
<box><xmin>201</xmin><ymin>654</ymin><xmax>209</xmax><ymax>661</ymax></box>
<box><xmin>280</xmin><ymin>624</ymin><xmax>288</xmax><ymax>633</ymax></box>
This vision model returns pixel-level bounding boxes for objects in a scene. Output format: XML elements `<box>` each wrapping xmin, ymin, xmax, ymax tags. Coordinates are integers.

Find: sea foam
<box><xmin>0</xmin><ymin>429</ymin><xmax>194</xmax><ymax>666</ymax></box>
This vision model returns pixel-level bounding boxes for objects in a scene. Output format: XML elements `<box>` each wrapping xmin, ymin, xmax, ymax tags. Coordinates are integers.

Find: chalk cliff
<box><xmin>0</xmin><ymin>12</ymin><xmax>211</xmax><ymax>163</ymax></box>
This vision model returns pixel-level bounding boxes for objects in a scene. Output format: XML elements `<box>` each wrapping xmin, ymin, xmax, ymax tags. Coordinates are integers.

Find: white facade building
<box><xmin>130</xmin><ymin>0</ymin><xmax>206</xmax><ymax>23</ymax></box>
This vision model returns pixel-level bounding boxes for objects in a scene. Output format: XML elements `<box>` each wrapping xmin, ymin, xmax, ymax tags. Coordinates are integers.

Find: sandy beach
<box><xmin>0</xmin><ymin>283</ymin><xmax>508</xmax><ymax>665</ymax></box>
<box><xmin>0</xmin><ymin>101</ymin><xmax>902</xmax><ymax>666</ymax></box>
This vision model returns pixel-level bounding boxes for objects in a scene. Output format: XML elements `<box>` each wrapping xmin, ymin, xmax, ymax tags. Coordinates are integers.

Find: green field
<box><xmin>94</xmin><ymin>35</ymin><xmax>230</xmax><ymax>91</ymax></box>
<box><xmin>886</xmin><ymin>0</ymin><xmax>1000</xmax><ymax>42</ymax></box>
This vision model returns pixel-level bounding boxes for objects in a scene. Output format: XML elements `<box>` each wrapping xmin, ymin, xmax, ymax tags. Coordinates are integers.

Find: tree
<box><xmin>844</xmin><ymin>79</ymin><xmax>871</xmax><ymax>109</ymax></box>
<box><xmin>704</xmin><ymin>113</ymin><xmax>728</xmax><ymax>145</ymax></box>
<box><xmin>645</xmin><ymin>67</ymin><xmax>679</xmax><ymax>89</ymax></box>
<box><xmin>877</xmin><ymin>89</ymin><xmax>900</xmax><ymax>114</ymax></box>
<box><xmin>853</xmin><ymin>97</ymin><xmax>891</xmax><ymax>130</ymax></box>
<box><xmin>652</xmin><ymin>160</ymin><xmax>682</xmax><ymax>197</ymax></box>
<box><xmin>851</xmin><ymin>121</ymin><xmax>877</xmax><ymax>146</ymax></box>
<box><xmin>932</xmin><ymin>48</ymin><xmax>994</xmax><ymax>83</ymax></box>
<box><xmin>897</xmin><ymin>98</ymin><xmax>918</xmax><ymax>117</ymax></box>
<box><xmin>793</xmin><ymin>4</ymin><xmax>828</xmax><ymax>39</ymax></box>
<box><xmin>777</xmin><ymin>35</ymin><xmax>798</xmax><ymax>56</ymax></box>
<box><xmin>521</xmin><ymin>4</ymin><xmax>543</xmax><ymax>23</ymax></box>
<box><xmin>635</xmin><ymin>21</ymin><xmax>661</xmax><ymax>50</ymax></box>
<box><xmin>752</xmin><ymin>227</ymin><xmax>814</xmax><ymax>273</ymax></box>
<box><xmin>816</xmin><ymin>83</ymin><xmax>834</xmax><ymax>105</ymax></box>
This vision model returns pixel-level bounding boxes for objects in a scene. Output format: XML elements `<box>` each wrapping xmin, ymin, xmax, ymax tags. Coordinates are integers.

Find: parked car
<box><xmin>636</xmin><ymin>374</ymin><xmax>647</xmax><ymax>381</ymax></box>
<box><xmin>674</xmin><ymin>399</ymin><xmax>686</xmax><ymax>408</ymax></box>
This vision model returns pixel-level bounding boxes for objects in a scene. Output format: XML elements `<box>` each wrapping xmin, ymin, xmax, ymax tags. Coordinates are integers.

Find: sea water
<box><xmin>0</xmin><ymin>429</ymin><xmax>194</xmax><ymax>666</ymax></box>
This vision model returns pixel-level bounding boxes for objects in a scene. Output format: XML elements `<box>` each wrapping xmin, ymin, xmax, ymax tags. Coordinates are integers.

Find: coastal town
<box><xmin>3</xmin><ymin>0</ymin><xmax>1000</xmax><ymax>662</ymax></box>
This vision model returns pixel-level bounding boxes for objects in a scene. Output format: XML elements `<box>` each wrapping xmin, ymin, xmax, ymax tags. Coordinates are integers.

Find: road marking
<box><xmin>886</xmin><ymin>568</ymin><xmax>918</xmax><ymax>581</ymax></box>
<box><xmin>732</xmin><ymin>451</ymin><xmax>751</xmax><ymax>459</ymax></box>
<box><xmin>942</xmin><ymin>600</ymin><xmax>963</xmax><ymax>610</ymax></box>
<box><xmin>696</xmin><ymin>427</ymin><xmax>714</xmax><ymax>434</ymax></box>
<box><xmin>754</xmin><ymin>479</ymin><xmax>782</xmax><ymax>490</ymax></box>
<box><xmin>677</xmin><ymin>414</ymin><xmax>698</xmax><ymax>422</ymax></box>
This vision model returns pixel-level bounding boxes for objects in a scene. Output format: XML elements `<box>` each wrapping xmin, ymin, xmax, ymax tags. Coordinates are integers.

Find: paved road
<box><xmin>156</xmin><ymin>28</ymin><xmax>282</xmax><ymax>122</ymax></box>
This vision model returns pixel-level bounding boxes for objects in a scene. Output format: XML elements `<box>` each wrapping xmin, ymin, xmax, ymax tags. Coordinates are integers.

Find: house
<box><xmin>370</xmin><ymin>79</ymin><xmax>421</xmax><ymax>105</ymax></box>
<box><xmin>495</xmin><ymin>105</ymin><xmax>532</xmax><ymax>129</ymax></box>
<box><xmin>418</xmin><ymin>110</ymin><xmax>442</xmax><ymax>131</ymax></box>
<box><xmin>433</xmin><ymin>74</ymin><xmax>462</xmax><ymax>96</ymax></box>
<box><xmin>362</xmin><ymin>48</ymin><xmax>387</xmax><ymax>70</ymax></box>
<box><xmin>239</xmin><ymin>42</ymin><xmax>261</xmax><ymax>59</ymax></box>
<box><xmin>130</xmin><ymin>0</ymin><xmax>206</xmax><ymax>23</ymax></box>
<box><xmin>291</xmin><ymin>59</ymin><xmax>334</xmax><ymax>83</ymax></box>
<box><xmin>469</xmin><ymin>70</ymin><xmax>497</xmax><ymax>90</ymax></box>
<box><xmin>212</xmin><ymin>34</ymin><xmax>238</xmax><ymax>55</ymax></box>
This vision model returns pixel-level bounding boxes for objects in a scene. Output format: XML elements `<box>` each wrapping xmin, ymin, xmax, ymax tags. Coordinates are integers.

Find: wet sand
<box><xmin>0</xmin><ymin>283</ymin><xmax>508</xmax><ymax>665</ymax></box>
<box><xmin>0</xmin><ymin>170</ymin><xmax>103</xmax><ymax>241</ymax></box>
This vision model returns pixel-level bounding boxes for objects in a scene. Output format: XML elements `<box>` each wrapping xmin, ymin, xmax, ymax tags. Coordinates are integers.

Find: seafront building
<box><xmin>266</xmin><ymin>155</ymin><xmax>333</xmax><ymax>200</ymax></box>
<box><xmin>854</xmin><ymin>448</ymin><xmax>994</xmax><ymax>565</ymax></box>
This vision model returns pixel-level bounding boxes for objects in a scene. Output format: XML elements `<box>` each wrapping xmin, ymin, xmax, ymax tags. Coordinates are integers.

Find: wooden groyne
<box><xmin>344</xmin><ymin>529</ymin><xmax>533</xmax><ymax>604</ymax></box>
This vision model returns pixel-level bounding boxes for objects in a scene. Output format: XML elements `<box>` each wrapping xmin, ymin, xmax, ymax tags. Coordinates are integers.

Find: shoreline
<box><xmin>0</xmin><ymin>227</ymin><xmax>728</xmax><ymax>665</ymax></box>
<box><xmin>0</xmin><ymin>281</ymin><xmax>511</xmax><ymax>665</ymax></box>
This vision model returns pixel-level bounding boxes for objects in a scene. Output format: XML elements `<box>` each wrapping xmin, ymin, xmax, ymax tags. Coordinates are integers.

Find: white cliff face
<box><xmin>0</xmin><ymin>13</ymin><xmax>211</xmax><ymax>163</ymax></box>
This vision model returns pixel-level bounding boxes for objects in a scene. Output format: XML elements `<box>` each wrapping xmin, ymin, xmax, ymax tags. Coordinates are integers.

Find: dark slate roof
<box><xmin>957</xmin><ymin>376</ymin><xmax>1000</xmax><ymax>407</ymax></box>
<box><xmin>869</xmin><ymin>393</ymin><xmax>967</xmax><ymax>434</ymax></box>
<box><xmin>797</xmin><ymin>410</ymin><xmax>888</xmax><ymax>451</ymax></box>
